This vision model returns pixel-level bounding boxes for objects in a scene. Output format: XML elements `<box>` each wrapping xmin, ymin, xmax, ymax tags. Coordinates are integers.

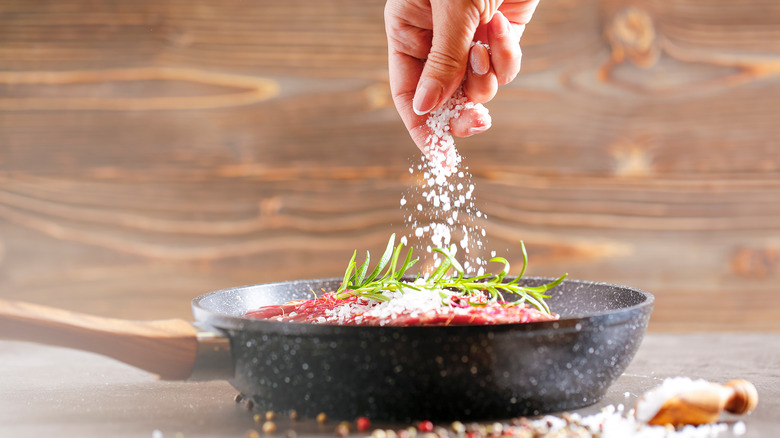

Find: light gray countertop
<box><xmin>0</xmin><ymin>333</ymin><xmax>777</xmax><ymax>437</ymax></box>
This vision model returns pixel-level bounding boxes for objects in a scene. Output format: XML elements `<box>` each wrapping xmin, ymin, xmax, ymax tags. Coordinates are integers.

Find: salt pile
<box><xmin>401</xmin><ymin>86</ymin><xmax>493</xmax><ymax>275</ymax></box>
<box><xmin>635</xmin><ymin>377</ymin><xmax>719</xmax><ymax>423</ymax></box>
<box><xmin>328</xmin><ymin>287</ymin><xmax>470</xmax><ymax>326</ymax></box>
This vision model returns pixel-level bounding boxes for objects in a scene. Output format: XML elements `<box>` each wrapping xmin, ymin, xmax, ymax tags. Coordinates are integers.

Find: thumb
<box><xmin>413</xmin><ymin>1</ymin><xmax>483</xmax><ymax>116</ymax></box>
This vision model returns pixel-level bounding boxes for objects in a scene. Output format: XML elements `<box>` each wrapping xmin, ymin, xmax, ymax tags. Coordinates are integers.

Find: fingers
<box><xmin>496</xmin><ymin>0</ymin><xmax>540</xmax><ymax>25</ymax></box>
<box><xmin>388</xmin><ymin>48</ymin><xmax>431</xmax><ymax>152</ymax></box>
<box><xmin>413</xmin><ymin>0</ymin><xmax>482</xmax><ymax>116</ymax></box>
<box><xmin>385</xmin><ymin>0</ymin><xmax>435</xmax><ymax>153</ymax></box>
<box><xmin>386</xmin><ymin>0</ymin><xmax>539</xmax><ymax>155</ymax></box>
<box><xmin>487</xmin><ymin>11</ymin><xmax>522</xmax><ymax>85</ymax></box>
<box><xmin>449</xmin><ymin>106</ymin><xmax>492</xmax><ymax>138</ymax></box>
<box><xmin>463</xmin><ymin>44</ymin><xmax>497</xmax><ymax>104</ymax></box>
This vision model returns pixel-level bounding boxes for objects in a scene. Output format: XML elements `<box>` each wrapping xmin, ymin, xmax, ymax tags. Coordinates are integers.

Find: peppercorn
<box><xmin>246</xmin><ymin>430</ymin><xmax>260</xmax><ymax>438</ymax></box>
<box><xmin>335</xmin><ymin>422</ymin><xmax>350</xmax><ymax>437</ymax></box>
<box><xmin>253</xmin><ymin>414</ymin><xmax>263</xmax><ymax>423</ymax></box>
<box><xmin>317</xmin><ymin>412</ymin><xmax>328</xmax><ymax>424</ymax></box>
<box><xmin>289</xmin><ymin>410</ymin><xmax>299</xmax><ymax>421</ymax></box>
<box><xmin>451</xmin><ymin>421</ymin><xmax>465</xmax><ymax>434</ymax></box>
<box><xmin>417</xmin><ymin>421</ymin><xmax>434</xmax><ymax>433</ymax></box>
<box><xmin>265</xmin><ymin>411</ymin><xmax>276</xmax><ymax>421</ymax></box>
<box><xmin>355</xmin><ymin>417</ymin><xmax>371</xmax><ymax>432</ymax></box>
<box><xmin>371</xmin><ymin>429</ymin><xmax>387</xmax><ymax>438</ymax></box>
<box><xmin>262</xmin><ymin>421</ymin><xmax>277</xmax><ymax>434</ymax></box>
<box><xmin>235</xmin><ymin>394</ymin><xmax>244</xmax><ymax>403</ymax></box>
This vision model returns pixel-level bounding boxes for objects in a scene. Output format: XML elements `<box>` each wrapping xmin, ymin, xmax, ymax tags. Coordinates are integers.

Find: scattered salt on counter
<box><xmin>401</xmin><ymin>86</ymin><xmax>492</xmax><ymax>274</ymax></box>
<box><xmin>635</xmin><ymin>377</ymin><xmax>716</xmax><ymax>423</ymax></box>
<box><xmin>506</xmin><ymin>403</ymin><xmax>735</xmax><ymax>438</ymax></box>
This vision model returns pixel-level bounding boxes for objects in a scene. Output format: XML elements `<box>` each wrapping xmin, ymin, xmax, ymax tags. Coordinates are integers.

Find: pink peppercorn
<box><xmin>356</xmin><ymin>417</ymin><xmax>371</xmax><ymax>432</ymax></box>
<box><xmin>418</xmin><ymin>421</ymin><xmax>434</xmax><ymax>433</ymax></box>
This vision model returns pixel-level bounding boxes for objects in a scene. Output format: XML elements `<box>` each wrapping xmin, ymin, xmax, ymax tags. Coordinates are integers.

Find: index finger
<box><xmin>388</xmin><ymin>49</ymin><xmax>431</xmax><ymax>152</ymax></box>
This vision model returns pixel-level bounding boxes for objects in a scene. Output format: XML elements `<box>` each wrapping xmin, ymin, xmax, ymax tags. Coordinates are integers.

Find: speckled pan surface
<box><xmin>192</xmin><ymin>277</ymin><xmax>654</xmax><ymax>421</ymax></box>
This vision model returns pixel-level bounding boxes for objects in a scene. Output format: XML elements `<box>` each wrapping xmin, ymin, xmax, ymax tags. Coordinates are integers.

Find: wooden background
<box><xmin>1</xmin><ymin>0</ymin><xmax>778</xmax><ymax>331</ymax></box>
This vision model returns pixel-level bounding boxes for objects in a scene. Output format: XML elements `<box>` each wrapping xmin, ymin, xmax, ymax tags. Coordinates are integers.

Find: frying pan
<box><xmin>0</xmin><ymin>277</ymin><xmax>653</xmax><ymax>422</ymax></box>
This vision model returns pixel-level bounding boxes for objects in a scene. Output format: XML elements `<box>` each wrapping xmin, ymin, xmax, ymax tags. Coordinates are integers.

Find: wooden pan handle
<box><xmin>0</xmin><ymin>298</ymin><xmax>200</xmax><ymax>380</ymax></box>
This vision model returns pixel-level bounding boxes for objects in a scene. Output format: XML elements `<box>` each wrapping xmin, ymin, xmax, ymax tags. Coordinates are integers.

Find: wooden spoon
<box><xmin>646</xmin><ymin>379</ymin><xmax>758</xmax><ymax>427</ymax></box>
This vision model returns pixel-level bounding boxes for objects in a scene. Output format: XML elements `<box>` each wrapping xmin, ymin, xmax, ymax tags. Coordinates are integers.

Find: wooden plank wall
<box><xmin>1</xmin><ymin>0</ymin><xmax>778</xmax><ymax>331</ymax></box>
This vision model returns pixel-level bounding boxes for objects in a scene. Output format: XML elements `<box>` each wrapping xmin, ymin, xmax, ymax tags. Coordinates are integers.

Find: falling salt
<box><xmin>402</xmin><ymin>85</ymin><xmax>491</xmax><ymax>273</ymax></box>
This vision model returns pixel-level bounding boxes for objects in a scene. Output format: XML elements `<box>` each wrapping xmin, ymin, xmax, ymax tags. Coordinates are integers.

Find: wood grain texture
<box><xmin>0</xmin><ymin>0</ymin><xmax>778</xmax><ymax>331</ymax></box>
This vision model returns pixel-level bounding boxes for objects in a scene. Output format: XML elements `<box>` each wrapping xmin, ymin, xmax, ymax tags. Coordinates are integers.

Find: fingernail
<box><xmin>470</xmin><ymin>44</ymin><xmax>490</xmax><ymax>76</ymax></box>
<box><xmin>467</xmin><ymin>112</ymin><xmax>492</xmax><ymax>136</ymax></box>
<box><xmin>413</xmin><ymin>79</ymin><xmax>442</xmax><ymax>116</ymax></box>
<box><xmin>467</xmin><ymin>121</ymin><xmax>491</xmax><ymax>136</ymax></box>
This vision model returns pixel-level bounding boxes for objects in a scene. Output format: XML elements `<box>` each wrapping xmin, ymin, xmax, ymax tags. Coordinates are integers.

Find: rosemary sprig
<box><xmin>336</xmin><ymin>234</ymin><xmax>567</xmax><ymax>314</ymax></box>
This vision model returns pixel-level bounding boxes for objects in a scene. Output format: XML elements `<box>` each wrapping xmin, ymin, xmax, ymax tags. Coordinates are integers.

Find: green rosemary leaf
<box><xmin>364</xmin><ymin>234</ymin><xmax>395</xmax><ymax>285</ymax></box>
<box><xmin>360</xmin><ymin>292</ymin><xmax>391</xmax><ymax>302</ymax></box>
<box><xmin>398</xmin><ymin>281</ymin><xmax>421</xmax><ymax>292</ymax></box>
<box><xmin>430</xmin><ymin>248</ymin><xmax>454</xmax><ymax>282</ymax></box>
<box><xmin>397</xmin><ymin>247</ymin><xmax>417</xmax><ymax>280</ymax></box>
<box><xmin>523</xmin><ymin>294</ymin><xmax>548</xmax><ymax>314</ymax></box>
<box><xmin>355</xmin><ymin>250</ymin><xmax>370</xmax><ymax>286</ymax></box>
<box><xmin>519</xmin><ymin>273</ymin><xmax>568</xmax><ymax>293</ymax></box>
<box><xmin>518</xmin><ymin>241</ymin><xmax>528</xmax><ymax>279</ymax></box>
<box><xmin>388</xmin><ymin>241</ymin><xmax>404</xmax><ymax>278</ymax></box>
<box><xmin>490</xmin><ymin>257</ymin><xmax>510</xmax><ymax>282</ymax></box>
<box><xmin>338</xmin><ymin>250</ymin><xmax>358</xmax><ymax>293</ymax></box>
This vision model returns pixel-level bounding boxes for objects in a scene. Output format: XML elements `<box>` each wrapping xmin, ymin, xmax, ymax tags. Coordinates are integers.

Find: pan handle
<box><xmin>0</xmin><ymin>298</ymin><xmax>230</xmax><ymax>380</ymax></box>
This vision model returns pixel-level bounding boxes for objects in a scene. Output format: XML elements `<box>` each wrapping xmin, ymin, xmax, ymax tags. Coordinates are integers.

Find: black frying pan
<box><xmin>0</xmin><ymin>277</ymin><xmax>653</xmax><ymax>422</ymax></box>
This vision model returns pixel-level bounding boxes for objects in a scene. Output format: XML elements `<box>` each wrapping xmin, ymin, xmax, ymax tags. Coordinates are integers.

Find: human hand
<box><xmin>385</xmin><ymin>0</ymin><xmax>540</xmax><ymax>154</ymax></box>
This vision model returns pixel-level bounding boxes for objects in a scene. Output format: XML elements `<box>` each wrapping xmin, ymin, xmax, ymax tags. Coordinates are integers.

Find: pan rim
<box><xmin>191</xmin><ymin>276</ymin><xmax>654</xmax><ymax>334</ymax></box>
